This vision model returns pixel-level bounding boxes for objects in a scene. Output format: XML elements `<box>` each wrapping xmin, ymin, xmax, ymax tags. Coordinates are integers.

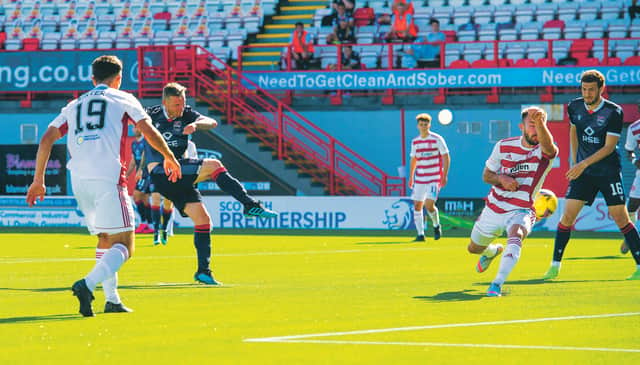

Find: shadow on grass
<box><xmin>356</xmin><ymin>241</ymin><xmax>416</xmax><ymax>245</ymax></box>
<box><xmin>473</xmin><ymin>278</ymin><xmax>625</xmax><ymax>286</ymax></box>
<box><xmin>565</xmin><ymin>255</ymin><xmax>627</xmax><ymax>261</ymax></box>
<box><xmin>0</xmin><ymin>283</ymin><xmax>227</xmax><ymax>293</ymax></box>
<box><xmin>0</xmin><ymin>313</ymin><xmax>81</xmax><ymax>324</ymax></box>
<box><xmin>414</xmin><ymin>289</ymin><xmax>485</xmax><ymax>302</ymax></box>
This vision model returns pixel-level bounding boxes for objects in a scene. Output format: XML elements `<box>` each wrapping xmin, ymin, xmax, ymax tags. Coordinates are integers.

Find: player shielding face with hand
<box><xmin>468</xmin><ymin>107</ymin><xmax>558</xmax><ymax>297</ymax></box>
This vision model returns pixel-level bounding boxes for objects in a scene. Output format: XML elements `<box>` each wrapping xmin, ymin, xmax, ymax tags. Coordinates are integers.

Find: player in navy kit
<box><xmin>128</xmin><ymin>127</ymin><xmax>154</xmax><ymax>234</ymax></box>
<box><xmin>145</xmin><ymin>82</ymin><xmax>278</xmax><ymax>285</ymax></box>
<box><xmin>543</xmin><ymin>70</ymin><xmax>640</xmax><ymax>280</ymax></box>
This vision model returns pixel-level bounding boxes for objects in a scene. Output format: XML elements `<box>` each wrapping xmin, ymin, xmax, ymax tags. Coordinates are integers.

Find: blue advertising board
<box><xmin>0</xmin><ymin>50</ymin><xmax>149</xmax><ymax>91</ymax></box>
<box><xmin>243</xmin><ymin>66</ymin><xmax>640</xmax><ymax>90</ymax></box>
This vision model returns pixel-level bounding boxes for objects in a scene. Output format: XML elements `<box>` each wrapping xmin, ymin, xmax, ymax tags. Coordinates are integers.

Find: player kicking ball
<box><xmin>144</xmin><ymin>82</ymin><xmax>277</xmax><ymax>285</ymax></box>
<box><xmin>467</xmin><ymin>107</ymin><xmax>558</xmax><ymax>297</ymax></box>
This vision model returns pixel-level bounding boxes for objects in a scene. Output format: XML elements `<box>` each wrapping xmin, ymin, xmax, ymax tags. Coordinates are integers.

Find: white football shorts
<box><xmin>630</xmin><ymin>175</ymin><xmax>640</xmax><ymax>199</ymax></box>
<box><xmin>72</xmin><ymin>178</ymin><xmax>135</xmax><ymax>235</ymax></box>
<box><xmin>470</xmin><ymin>206</ymin><xmax>536</xmax><ymax>246</ymax></box>
<box><xmin>411</xmin><ymin>182</ymin><xmax>440</xmax><ymax>202</ymax></box>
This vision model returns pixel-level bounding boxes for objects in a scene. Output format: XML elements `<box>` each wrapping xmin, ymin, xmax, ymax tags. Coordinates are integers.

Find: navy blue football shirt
<box><xmin>567</xmin><ymin>97</ymin><xmax>623</xmax><ymax>176</ymax></box>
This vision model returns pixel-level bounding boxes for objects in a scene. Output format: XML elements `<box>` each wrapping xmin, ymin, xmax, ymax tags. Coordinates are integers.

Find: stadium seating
<box><xmin>0</xmin><ymin>0</ymin><xmax>273</xmax><ymax>65</ymax></box>
<box><xmin>1</xmin><ymin>1</ymin><xmax>638</xmax><ymax>70</ymax></box>
<box><xmin>302</xmin><ymin>0</ymin><xmax>638</xmax><ymax>70</ymax></box>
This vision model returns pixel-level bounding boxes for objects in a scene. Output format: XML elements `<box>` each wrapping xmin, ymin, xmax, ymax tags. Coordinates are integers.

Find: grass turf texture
<box><xmin>0</xmin><ymin>232</ymin><xmax>638</xmax><ymax>364</ymax></box>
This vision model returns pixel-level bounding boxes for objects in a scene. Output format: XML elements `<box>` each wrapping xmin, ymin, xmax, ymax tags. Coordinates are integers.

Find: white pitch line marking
<box><xmin>0</xmin><ymin>246</ymin><xmax>435</xmax><ymax>264</ymax></box>
<box><xmin>265</xmin><ymin>339</ymin><xmax>640</xmax><ymax>353</ymax></box>
<box><xmin>245</xmin><ymin>312</ymin><xmax>640</xmax><ymax>343</ymax></box>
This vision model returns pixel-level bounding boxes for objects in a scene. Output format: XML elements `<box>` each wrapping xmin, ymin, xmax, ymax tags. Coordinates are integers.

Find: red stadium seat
<box><xmin>570</xmin><ymin>39</ymin><xmax>594</xmax><ymax>59</ymax></box>
<box><xmin>442</xmin><ymin>30</ymin><xmax>457</xmax><ymax>43</ymax></box>
<box><xmin>624</xmin><ymin>56</ymin><xmax>640</xmax><ymax>65</ymax></box>
<box><xmin>515</xmin><ymin>58</ymin><xmax>536</xmax><ymax>67</ymax></box>
<box><xmin>0</xmin><ymin>32</ymin><xmax>5</xmax><ymax>49</ymax></box>
<box><xmin>605</xmin><ymin>57</ymin><xmax>622</xmax><ymax>66</ymax></box>
<box><xmin>498</xmin><ymin>58</ymin><xmax>513</xmax><ymax>67</ymax></box>
<box><xmin>543</xmin><ymin>19</ymin><xmax>565</xmax><ymax>30</ymax></box>
<box><xmin>22</xmin><ymin>38</ymin><xmax>39</xmax><ymax>51</ymax></box>
<box><xmin>154</xmin><ymin>11</ymin><xmax>171</xmax><ymax>20</ymax></box>
<box><xmin>471</xmin><ymin>59</ymin><xmax>497</xmax><ymax>68</ymax></box>
<box><xmin>450</xmin><ymin>59</ymin><xmax>471</xmax><ymax>68</ymax></box>
<box><xmin>577</xmin><ymin>57</ymin><xmax>599</xmax><ymax>66</ymax></box>
<box><xmin>536</xmin><ymin>58</ymin><xmax>556</xmax><ymax>67</ymax></box>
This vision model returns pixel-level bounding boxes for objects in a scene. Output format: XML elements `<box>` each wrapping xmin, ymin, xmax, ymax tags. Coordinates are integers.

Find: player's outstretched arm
<box><xmin>26</xmin><ymin>126</ymin><xmax>62</xmax><ymax>207</ymax></box>
<box><xmin>136</xmin><ymin>118</ymin><xmax>182</xmax><ymax>182</ymax></box>
<box><xmin>183</xmin><ymin>116</ymin><xmax>218</xmax><ymax>135</ymax></box>
<box><xmin>531</xmin><ymin>109</ymin><xmax>558</xmax><ymax>158</ymax></box>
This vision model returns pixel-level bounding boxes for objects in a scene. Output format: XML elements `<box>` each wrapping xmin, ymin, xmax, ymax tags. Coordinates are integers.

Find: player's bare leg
<box><xmin>468</xmin><ymin>241</ymin><xmax>504</xmax><ymax>274</ymax></box>
<box><xmin>424</xmin><ymin>199</ymin><xmax>441</xmax><ymax>240</ymax></box>
<box><xmin>543</xmin><ymin>199</ymin><xmax>584</xmax><ymax>280</ymax></box>
<box><xmin>608</xmin><ymin>204</ymin><xmax>640</xmax><ymax>279</ymax></box>
<box><xmin>195</xmin><ymin>158</ymin><xmax>277</xmax><ymax>218</ymax></box>
<box><xmin>183</xmin><ymin>201</ymin><xmax>222</xmax><ymax>285</ymax></box>
<box><xmin>412</xmin><ymin>200</ymin><xmax>426</xmax><ymax>241</ymax></box>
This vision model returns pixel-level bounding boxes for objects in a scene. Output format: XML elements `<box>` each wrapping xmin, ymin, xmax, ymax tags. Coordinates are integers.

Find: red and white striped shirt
<box><xmin>485</xmin><ymin>136</ymin><xmax>557</xmax><ymax>213</ymax></box>
<box><xmin>410</xmin><ymin>132</ymin><xmax>449</xmax><ymax>185</ymax></box>
<box><xmin>625</xmin><ymin>119</ymin><xmax>640</xmax><ymax>178</ymax></box>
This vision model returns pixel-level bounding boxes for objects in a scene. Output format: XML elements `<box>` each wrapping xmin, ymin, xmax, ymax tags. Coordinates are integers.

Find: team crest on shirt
<box><xmin>596</xmin><ymin>115</ymin><xmax>606</xmax><ymax>126</ymax></box>
<box><xmin>172</xmin><ymin>120</ymin><xmax>183</xmax><ymax>134</ymax></box>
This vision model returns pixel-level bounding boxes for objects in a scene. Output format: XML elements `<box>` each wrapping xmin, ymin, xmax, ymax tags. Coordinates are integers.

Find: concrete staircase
<box><xmin>238</xmin><ymin>0</ymin><xmax>327</xmax><ymax>71</ymax></box>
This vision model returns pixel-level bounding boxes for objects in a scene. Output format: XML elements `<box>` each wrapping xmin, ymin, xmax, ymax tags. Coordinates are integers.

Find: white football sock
<box><xmin>85</xmin><ymin>243</ymin><xmax>129</xmax><ymax>292</ymax></box>
<box><xmin>427</xmin><ymin>206</ymin><xmax>440</xmax><ymax>228</ymax></box>
<box><xmin>414</xmin><ymin>210</ymin><xmax>424</xmax><ymax>236</ymax></box>
<box><xmin>493</xmin><ymin>238</ymin><xmax>522</xmax><ymax>285</ymax></box>
<box><xmin>630</xmin><ymin>211</ymin><xmax>637</xmax><ymax>224</ymax></box>
<box><xmin>97</xmin><ymin>248</ymin><xmax>121</xmax><ymax>304</ymax></box>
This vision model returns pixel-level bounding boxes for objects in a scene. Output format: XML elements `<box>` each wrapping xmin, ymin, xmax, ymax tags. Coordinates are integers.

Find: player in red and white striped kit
<box><xmin>621</xmin><ymin>113</ymin><xmax>640</xmax><ymax>254</ymax></box>
<box><xmin>408</xmin><ymin>113</ymin><xmax>450</xmax><ymax>242</ymax></box>
<box><xmin>467</xmin><ymin>106</ymin><xmax>558</xmax><ymax>297</ymax></box>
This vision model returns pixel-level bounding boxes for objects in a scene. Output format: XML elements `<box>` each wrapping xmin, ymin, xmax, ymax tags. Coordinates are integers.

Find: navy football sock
<box><xmin>135</xmin><ymin>200</ymin><xmax>146</xmax><ymax>224</ymax></box>
<box><xmin>151</xmin><ymin>206</ymin><xmax>161</xmax><ymax>232</ymax></box>
<box><xmin>194</xmin><ymin>224</ymin><xmax>211</xmax><ymax>272</ymax></box>
<box><xmin>142</xmin><ymin>203</ymin><xmax>151</xmax><ymax>224</ymax></box>
<box><xmin>552</xmin><ymin>223</ymin><xmax>572</xmax><ymax>262</ymax></box>
<box><xmin>621</xmin><ymin>223</ymin><xmax>640</xmax><ymax>265</ymax></box>
<box><xmin>214</xmin><ymin>169</ymin><xmax>255</xmax><ymax>206</ymax></box>
<box><xmin>161</xmin><ymin>208</ymin><xmax>172</xmax><ymax>230</ymax></box>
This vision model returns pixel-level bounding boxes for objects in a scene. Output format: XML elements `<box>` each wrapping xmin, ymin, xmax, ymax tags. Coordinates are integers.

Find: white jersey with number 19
<box><xmin>49</xmin><ymin>84</ymin><xmax>150</xmax><ymax>186</ymax></box>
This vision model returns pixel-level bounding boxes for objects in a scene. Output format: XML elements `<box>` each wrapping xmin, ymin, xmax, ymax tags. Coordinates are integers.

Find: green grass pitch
<box><xmin>0</xmin><ymin>232</ymin><xmax>639</xmax><ymax>364</ymax></box>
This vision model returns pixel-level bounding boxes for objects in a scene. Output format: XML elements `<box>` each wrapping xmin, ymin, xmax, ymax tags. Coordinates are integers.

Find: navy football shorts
<box><xmin>565</xmin><ymin>172</ymin><xmax>626</xmax><ymax>206</ymax></box>
<box><xmin>135</xmin><ymin>174</ymin><xmax>152</xmax><ymax>194</ymax></box>
<box><xmin>149</xmin><ymin>158</ymin><xmax>203</xmax><ymax>216</ymax></box>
